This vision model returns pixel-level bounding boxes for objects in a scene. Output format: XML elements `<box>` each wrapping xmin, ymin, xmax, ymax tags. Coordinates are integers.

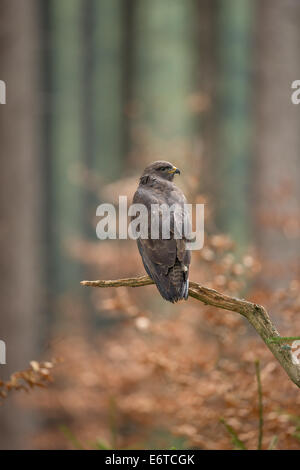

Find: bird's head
<box><xmin>141</xmin><ymin>161</ymin><xmax>181</xmax><ymax>182</ymax></box>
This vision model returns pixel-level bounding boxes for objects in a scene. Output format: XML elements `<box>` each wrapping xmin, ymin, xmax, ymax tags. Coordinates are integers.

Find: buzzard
<box><xmin>132</xmin><ymin>161</ymin><xmax>191</xmax><ymax>303</ymax></box>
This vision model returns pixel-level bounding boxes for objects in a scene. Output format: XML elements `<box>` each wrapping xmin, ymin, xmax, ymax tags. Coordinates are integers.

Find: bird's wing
<box><xmin>133</xmin><ymin>185</ymin><xmax>190</xmax><ymax>302</ymax></box>
<box><xmin>132</xmin><ymin>186</ymin><xmax>177</xmax><ymax>275</ymax></box>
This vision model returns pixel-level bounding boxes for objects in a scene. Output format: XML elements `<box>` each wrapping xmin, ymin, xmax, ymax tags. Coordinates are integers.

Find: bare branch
<box><xmin>81</xmin><ymin>275</ymin><xmax>300</xmax><ymax>388</ymax></box>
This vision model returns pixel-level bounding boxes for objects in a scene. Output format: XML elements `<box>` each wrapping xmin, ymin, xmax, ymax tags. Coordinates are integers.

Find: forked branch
<box><xmin>81</xmin><ymin>275</ymin><xmax>300</xmax><ymax>388</ymax></box>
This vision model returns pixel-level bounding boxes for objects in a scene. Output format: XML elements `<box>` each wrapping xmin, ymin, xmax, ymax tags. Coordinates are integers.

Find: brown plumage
<box><xmin>132</xmin><ymin>161</ymin><xmax>191</xmax><ymax>303</ymax></box>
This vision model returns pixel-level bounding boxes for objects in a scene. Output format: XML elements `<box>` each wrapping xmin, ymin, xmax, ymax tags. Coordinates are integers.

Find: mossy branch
<box><xmin>81</xmin><ymin>275</ymin><xmax>300</xmax><ymax>388</ymax></box>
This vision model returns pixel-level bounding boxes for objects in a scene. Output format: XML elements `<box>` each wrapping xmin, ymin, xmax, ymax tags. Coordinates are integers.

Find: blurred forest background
<box><xmin>0</xmin><ymin>0</ymin><xmax>300</xmax><ymax>450</ymax></box>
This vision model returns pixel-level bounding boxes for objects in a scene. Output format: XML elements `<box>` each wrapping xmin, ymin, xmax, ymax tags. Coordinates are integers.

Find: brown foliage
<box><xmin>0</xmin><ymin>360</ymin><xmax>58</xmax><ymax>401</ymax></box>
<box><xmin>23</xmin><ymin>229</ymin><xmax>300</xmax><ymax>450</ymax></box>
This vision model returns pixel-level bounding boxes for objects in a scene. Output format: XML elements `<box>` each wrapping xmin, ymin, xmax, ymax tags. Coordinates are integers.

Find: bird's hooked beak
<box><xmin>168</xmin><ymin>166</ymin><xmax>181</xmax><ymax>175</ymax></box>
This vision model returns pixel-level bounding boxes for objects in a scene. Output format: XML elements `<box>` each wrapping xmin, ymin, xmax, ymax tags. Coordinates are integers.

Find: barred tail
<box><xmin>154</xmin><ymin>261</ymin><xmax>189</xmax><ymax>303</ymax></box>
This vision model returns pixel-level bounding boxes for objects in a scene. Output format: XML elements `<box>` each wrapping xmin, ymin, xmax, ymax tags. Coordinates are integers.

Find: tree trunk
<box><xmin>0</xmin><ymin>0</ymin><xmax>43</xmax><ymax>449</ymax></box>
<box><xmin>215</xmin><ymin>0</ymin><xmax>254</xmax><ymax>250</ymax></box>
<box><xmin>49</xmin><ymin>0</ymin><xmax>83</xmax><ymax>292</ymax></box>
<box><xmin>132</xmin><ymin>0</ymin><xmax>197</xmax><ymax>165</ymax></box>
<box><xmin>254</xmin><ymin>0</ymin><xmax>300</xmax><ymax>289</ymax></box>
<box><xmin>91</xmin><ymin>0</ymin><xmax>124</xmax><ymax>180</ymax></box>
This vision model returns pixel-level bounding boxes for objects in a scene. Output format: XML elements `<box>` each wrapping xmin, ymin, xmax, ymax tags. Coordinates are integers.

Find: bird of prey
<box><xmin>132</xmin><ymin>161</ymin><xmax>191</xmax><ymax>303</ymax></box>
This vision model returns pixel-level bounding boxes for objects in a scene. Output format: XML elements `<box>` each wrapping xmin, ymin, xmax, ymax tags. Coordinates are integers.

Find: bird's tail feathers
<box><xmin>153</xmin><ymin>261</ymin><xmax>189</xmax><ymax>303</ymax></box>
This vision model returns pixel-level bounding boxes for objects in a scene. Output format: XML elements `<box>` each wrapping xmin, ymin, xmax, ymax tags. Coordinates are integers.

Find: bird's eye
<box><xmin>158</xmin><ymin>166</ymin><xmax>169</xmax><ymax>171</ymax></box>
